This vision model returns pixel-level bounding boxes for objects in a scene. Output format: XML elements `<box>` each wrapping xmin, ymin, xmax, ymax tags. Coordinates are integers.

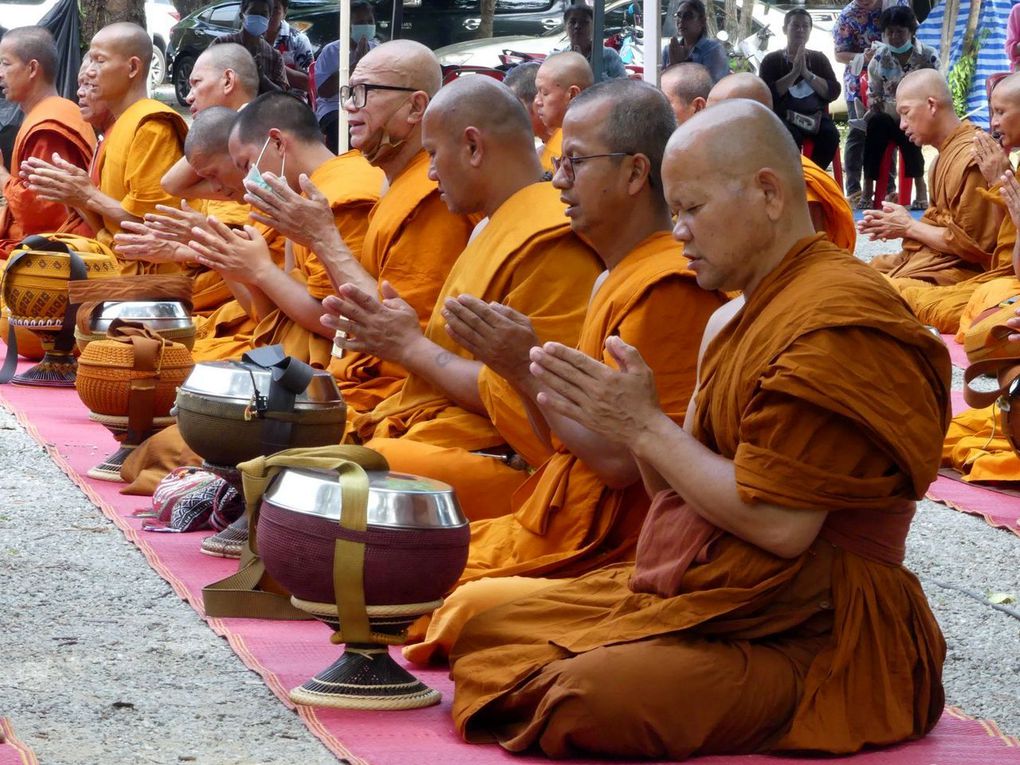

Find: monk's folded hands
<box><xmin>322</xmin><ymin>282</ymin><xmax>421</xmax><ymax>361</ymax></box>
<box><xmin>973</xmin><ymin>130</ymin><xmax>1012</xmax><ymax>186</ymax></box>
<box><xmin>22</xmin><ymin>154</ymin><xmax>94</xmax><ymax>208</ymax></box>
<box><xmin>442</xmin><ymin>295</ymin><xmax>537</xmax><ymax>385</ymax></box>
<box><xmin>145</xmin><ymin>201</ymin><xmax>208</xmax><ymax>245</ymax></box>
<box><xmin>858</xmin><ymin>203</ymin><xmax>913</xmax><ymax>241</ymax></box>
<box><xmin>244</xmin><ymin>171</ymin><xmax>335</xmax><ymax>252</ymax></box>
<box><xmin>114</xmin><ymin>220</ymin><xmax>192</xmax><ymax>263</ymax></box>
<box><xmin>188</xmin><ymin>217</ymin><xmax>274</xmax><ymax>283</ymax></box>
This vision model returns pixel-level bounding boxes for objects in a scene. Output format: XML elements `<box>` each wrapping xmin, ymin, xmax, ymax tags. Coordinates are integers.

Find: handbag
<box><xmin>787</xmin><ymin>109</ymin><xmax>823</xmax><ymax>134</ymax></box>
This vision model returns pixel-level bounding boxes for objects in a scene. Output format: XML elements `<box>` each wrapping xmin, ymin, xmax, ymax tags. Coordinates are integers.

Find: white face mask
<box><xmin>246</xmin><ymin>134</ymin><xmax>285</xmax><ymax>193</ymax></box>
<box><xmin>351</xmin><ymin>23</ymin><xmax>376</xmax><ymax>42</ymax></box>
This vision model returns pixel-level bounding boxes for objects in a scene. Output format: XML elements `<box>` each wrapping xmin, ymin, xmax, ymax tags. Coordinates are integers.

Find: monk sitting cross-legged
<box><xmin>534</xmin><ymin>52</ymin><xmax>593</xmax><ymax>174</ymax></box>
<box><xmin>446</xmin><ymin>100</ymin><xmax>951</xmax><ymax>759</ymax></box>
<box><xmin>321</xmin><ymin>75</ymin><xmax>602</xmax><ymax>522</ymax></box>
<box><xmin>707</xmin><ymin>72</ymin><xmax>855</xmax><ymax>252</ymax></box>
<box><xmin>0</xmin><ymin>26</ymin><xmax>96</xmax><ymax>254</ymax></box>
<box><xmin>403</xmin><ymin>79</ymin><xmax>726</xmax><ymax>665</ymax></box>
<box><xmin>865</xmin><ymin>69</ymin><xmax>1002</xmax><ymax>287</ymax></box>
<box><xmin>22</xmin><ymin>23</ymin><xmax>187</xmax><ymax>275</ymax></box>
<box><xmin>252</xmin><ymin>40</ymin><xmax>474</xmax><ymax>419</ymax></box>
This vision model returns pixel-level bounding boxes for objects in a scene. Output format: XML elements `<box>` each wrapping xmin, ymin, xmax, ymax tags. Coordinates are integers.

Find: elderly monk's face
<box><xmin>534</xmin><ymin>66</ymin><xmax>572</xmax><ymax>131</ymax></box>
<box><xmin>0</xmin><ymin>41</ymin><xmax>32</xmax><ymax>104</ymax></box>
<box><xmin>85</xmin><ymin>30</ymin><xmax>139</xmax><ymax>103</ymax></box>
<box><xmin>345</xmin><ymin>52</ymin><xmax>415</xmax><ymax>155</ymax></box>
<box><xmin>421</xmin><ymin>109</ymin><xmax>476</xmax><ymax>215</ymax></box>
<box><xmin>663</xmin><ymin>143</ymin><xmax>767</xmax><ymax>292</ymax></box>
<box><xmin>186</xmin><ymin>58</ymin><xmax>227</xmax><ymax>116</ymax></box>
<box><xmin>191</xmin><ymin>149</ymin><xmax>245</xmax><ymax>201</ymax></box>
<box><xmin>991</xmin><ymin>87</ymin><xmax>1020</xmax><ymax>150</ymax></box>
<box><xmin>553</xmin><ymin>100</ymin><xmax>629</xmax><ymax>238</ymax></box>
<box><xmin>895</xmin><ymin>92</ymin><xmax>935</xmax><ymax>147</ymax></box>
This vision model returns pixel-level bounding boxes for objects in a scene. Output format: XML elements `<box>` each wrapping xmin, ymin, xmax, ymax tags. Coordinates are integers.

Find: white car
<box><xmin>435</xmin><ymin>0</ymin><xmax>846</xmax><ymax>114</ymax></box>
<box><xmin>0</xmin><ymin>0</ymin><xmax>179</xmax><ymax>85</ymax></box>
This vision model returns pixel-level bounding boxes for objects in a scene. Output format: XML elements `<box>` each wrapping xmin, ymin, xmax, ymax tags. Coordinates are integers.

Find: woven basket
<box><xmin>2</xmin><ymin>249</ymin><xmax>118</xmax><ymax>328</ymax></box>
<box><xmin>76</xmin><ymin>339</ymin><xmax>194</xmax><ymax>417</ymax></box>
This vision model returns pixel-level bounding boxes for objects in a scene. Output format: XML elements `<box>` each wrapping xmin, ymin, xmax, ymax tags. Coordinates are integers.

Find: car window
<box><xmin>406</xmin><ymin>0</ymin><xmax>554</xmax><ymax>11</ymax></box>
<box><xmin>208</xmin><ymin>2</ymin><xmax>240</xmax><ymax>26</ymax></box>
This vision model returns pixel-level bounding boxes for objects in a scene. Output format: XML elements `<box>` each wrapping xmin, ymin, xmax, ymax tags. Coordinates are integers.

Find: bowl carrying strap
<box><xmin>0</xmin><ymin>235</ymin><xmax>87</xmax><ymax>384</ymax></box>
<box><xmin>202</xmin><ymin>445</ymin><xmax>389</xmax><ymax>627</ymax></box>
<box><xmin>241</xmin><ymin>345</ymin><xmax>316</xmax><ymax>454</ymax></box>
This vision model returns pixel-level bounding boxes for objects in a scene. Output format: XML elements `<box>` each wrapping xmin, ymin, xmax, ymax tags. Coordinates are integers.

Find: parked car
<box><xmin>167</xmin><ymin>0</ymin><xmax>571</xmax><ymax>105</ymax></box>
<box><xmin>0</xmin><ymin>0</ymin><xmax>178</xmax><ymax>84</ymax></box>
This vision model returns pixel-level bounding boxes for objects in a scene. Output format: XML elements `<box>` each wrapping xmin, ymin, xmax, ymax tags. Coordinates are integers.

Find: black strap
<box><xmin>241</xmin><ymin>345</ymin><xmax>316</xmax><ymax>454</ymax></box>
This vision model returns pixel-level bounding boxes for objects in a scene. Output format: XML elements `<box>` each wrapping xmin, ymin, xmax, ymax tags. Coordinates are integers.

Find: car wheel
<box><xmin>173</xmin><ymin>54</ymin><xmax>195</xmax><ymax>107</ymax></box>
<box><xmin>150</xmin><ymin>45</ymin><xmax>167</xmax><ymax>87</ymax></box>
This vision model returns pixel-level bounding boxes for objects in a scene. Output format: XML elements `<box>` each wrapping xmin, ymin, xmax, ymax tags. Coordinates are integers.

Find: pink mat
<box><xmin>0</xmin><ymin>720</ymin><xmax>38</xmax><ymax>765</ymax></box>
<box><xmin>2</xmin><ymin>358</ymin><xmax>1019</xmax><ymax>765</ymax></box>
<box><xmin>943</xmin><ymin>333</ymin><xmax>969</xmax><ymax>368</ymax></box>
<box><xmin>927</xmin><ymin>473</ymin><xmax>1020</xmax><ymax>538</ymax></box>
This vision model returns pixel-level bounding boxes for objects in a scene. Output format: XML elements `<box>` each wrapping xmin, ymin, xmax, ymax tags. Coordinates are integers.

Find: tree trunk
<box><xmin>80</xmin><ymin>0</ymin><xmax>146</xmax><ymax>45</ymax></box>
<box><xmin>478</xmin><ymin>0</ymin><xmax>496</xmax><ymax>38</ymax></box>
<box><xmin>738</xmin><ymin>0</ymin><xmax>755</xmax><ymax>41</ymax></box>
<box><xmin>938</xmin><ymin>0</ymin><xmax>960</xmax><ymax>75</ymax></box>
<box><xmin>722</xmin><ymin>0</ymin><xmax>738</xmax><ymax>42</ymax></box>
<box><xmin>964</xmin><ymin>0</ymin><xmax>983</xmax><ymax>50</ymax></box>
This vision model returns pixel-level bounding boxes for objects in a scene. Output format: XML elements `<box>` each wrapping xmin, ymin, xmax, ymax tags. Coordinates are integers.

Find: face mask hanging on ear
<box><xmin>245</xmin><ymin>134</ymin><xmax>286</xmax><ymax>194</ymax></box>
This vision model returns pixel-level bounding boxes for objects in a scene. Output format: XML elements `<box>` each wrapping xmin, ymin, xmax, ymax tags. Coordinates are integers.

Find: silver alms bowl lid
<box><xmin>178</xmin><ymin>360</ymin><xmax>343</xmax><ymax>406</ymax></box>
<box><xmin>263</xmin><ymin>467</ymin><xmax>467</xmax><ymax>530</ymax></box>
<box><xmin>91</xmin><ymin>301</ymin><xmax>194</xmax><ymax>332</ymax></box>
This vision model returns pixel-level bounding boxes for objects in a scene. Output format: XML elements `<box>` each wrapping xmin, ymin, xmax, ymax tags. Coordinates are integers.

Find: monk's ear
<box><xmin>223</xmin><ymin>68</ymin><xmax>237</xmax><ymax>94</ymax></box>
<box><xmin>755</xmin><ymin>167</ymin><xmax>785</xmax><ymax>222</ymax></box>
<box><xmin>626</xmin><ymin>153</ymin><xmax>652</xmax><ymax>195</ymax></box>
<box><xmin>126</xmin><ymin>55</ymin><xmax>144</xmax><ymax>81</ymax></box>
<box><xmin>567</xmin><ymin>85</ymin><xmax>581</xmax><ymax>101</ymax></box>
<box><xmin>463</xmin><ymin>125</ymin><xmax>484</xmax><ymax>168</ymax></box>
<box><xmin>692</xmin><ymin>96</ymin><xmax>707</xmax><ymax>113</ymax></box>
<box><xmin>405</xmin><ymin>91</ymin><xmax>430</xmax><ymax>126</ymax></box>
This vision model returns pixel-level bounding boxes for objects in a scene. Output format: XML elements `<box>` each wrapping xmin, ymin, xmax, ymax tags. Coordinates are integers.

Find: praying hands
<box><xmin>22</xmin><ymin>153</ymin><xmax>96</xmax><ymax>208</ymax></box>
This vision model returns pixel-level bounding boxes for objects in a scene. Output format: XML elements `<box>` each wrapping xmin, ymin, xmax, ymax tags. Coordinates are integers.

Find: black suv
<box><xmin>168</xmin><ymin>0</ymin><xmax>570</xmax><ymax>105</ymax></box>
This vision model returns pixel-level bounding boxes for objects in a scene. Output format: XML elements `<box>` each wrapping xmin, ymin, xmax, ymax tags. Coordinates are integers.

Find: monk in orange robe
<box><xmin>862</xmin><ymin>70</ymin><xmax>1001</xmax><ymax>286</ymax></box>
<box><xmin>321</xmin><ymin>75</ymin><xmax>601</xmax><ymax>522</ymax></box>
<box><xmin>0</xmin><ymin>27</ymin><xmax>96</xmax><ymax>254</ymax></box>
<box><xmin>264</xmin><ymin>40</ymin><xmax>473</xmax><ymax>417</ymax></box>
<box><xmin>891</xmin><ymin>73</ymin><xmax>1020</xmax><ymax>333</ymax></box>
<box><xmin>404</xmin><ymin>79</ymin><xmax>726</xmax><ymax>664</ymax></box>
<box><xmin>534</xmin><ymin>52</ymin><xmax>592</xmax><ymax>173</ymax></box>
<box><xmin>21</xmin><ymin>23</ymin><xmax>187</xmax><ymax>276</ymax></box>
<box><xmin>447</xmin><ymin>101</ymin><xmax>950</xmax><ymax>760</ymax></box>
<box><xmin>707</xmin><ymin>73</ymin><xmax>856</xmax><ymax>251</ymax></box>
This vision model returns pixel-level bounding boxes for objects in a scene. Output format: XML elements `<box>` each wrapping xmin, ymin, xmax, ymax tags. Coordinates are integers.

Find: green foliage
<box><xmin>948</xmin><ymin>29</ymin><xmax>988</xmax><ymax>117</ymax></box>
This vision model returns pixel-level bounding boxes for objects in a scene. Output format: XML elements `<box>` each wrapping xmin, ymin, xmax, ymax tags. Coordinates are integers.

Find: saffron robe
<box><xmin>91</xmin><ymin>98</ymin><xmax>188</xmax><ymax>276</ymax></box>
<box><xmin>359</xmin><ymin>181</ymin><xmax>601</xmax><ymax>520</ymax></box>
<box><xmin>185</xmin><ymin>199</ymin><xmax>253</xmax><ymax>317</ymax></box>
<box><xmin>0</xmin><ymin>96</ymin><xmax>96</xmax><ymax>253</ymax></box>
<box><xmin>449</xmin><ymin>234</ymin><xmax>950</xmax><ymax>760</ymax></box>
<box><xmin>538</xmin><ymin>127</ymin><xmax>562</xmax><ymax>175</ymax></box>
<box><xmin>404</xmin><ymin>230</ymin><xmax>726</xmax><ymax>664</ymax></box>
<box><xmin>328</xmin><ymin>149</ymin><xmax>472</xmax><ymax>416</ymax></box>
<box><xmin>801</xmin><ymin>155</ymin><xmax>855</xmax><ymax>252</ymax></box>
<box><xmin>873</xmin><ymin>121</ymin><xmax>1001</xmax><ymax>285</ymax></box>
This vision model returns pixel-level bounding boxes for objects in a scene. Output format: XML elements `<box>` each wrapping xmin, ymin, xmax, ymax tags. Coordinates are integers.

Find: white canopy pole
<box><xmin>338</xmin><ymin>0</ymin><xmax>350</xmax><ymax>153</ymax></box>
<box><xmin>643</xmin><ymin>0</ymin><xmax>660</xmax><ymax>85</ymax></box>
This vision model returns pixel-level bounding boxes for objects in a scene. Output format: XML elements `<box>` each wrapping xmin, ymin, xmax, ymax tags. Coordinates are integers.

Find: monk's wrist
<box><xmin>629</xmin><ymin>410</ymin><xmax>679</xmax><ymax>459</ymax></box>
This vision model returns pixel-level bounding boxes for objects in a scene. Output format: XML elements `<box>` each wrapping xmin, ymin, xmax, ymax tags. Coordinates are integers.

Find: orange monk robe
<box><xmin>358</xmin><ymin>181</ymin><xmax>602</xmax><ymax>520</ymax></box>
<box><xmin>873</xmin><ymin>121</ymin><xmax>1001</xmax><ymax>286</ymax></box>
<box><xmin>404</xmin><ymin>231</ymin><xmax>726</xmax><ymax>664</ymax></box>
<box><xmin>91</xmin><ymin>98</ymin><xmax>188</xmax><ymax>276</ymax></box>
<box><xmin>449</xmin><ymin>235</ymin><xmax>950</xmax><ymax>760</ymax></box>
<box><xmin>328</xmin><ymin>150</ymin><xmax>472</xmax><ymax>415</ymax></box>
<box><xmin>185</xmin><ymin>199</ymin><xmax>254</xmax><ymax>317</ymax></box>
<box><xmin>538</xmin><ymin>127</ymin><xmax>562</xmax><ymax>175</ymax></box>
<box><xmin>0</xmin><ymin>96</ymin><xmax>96</xmax><ymax>253</ymax></box>
<box><xmin>943</xmin><ymin>402</ymin><xmax>1020</xmax><ymax>482</ymax></box>
<box><xmin>801</xmin><ymin>155</ymin><xmax>855</xmax><ymax>252</ymax></box>
<box><xmin>246</xmin><ymin>150</ymin><xmax>383</xmax><ymax>368</ymax></box>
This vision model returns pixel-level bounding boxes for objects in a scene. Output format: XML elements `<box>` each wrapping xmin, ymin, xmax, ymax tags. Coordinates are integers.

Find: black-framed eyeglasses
<box><xmin>340</xmin><ymin>82</ymin><xmax>417</xmax><ymax>109</ymax></box>
<box><xmin>552</xmin><ymin>153</ymin><xmax>632</xmax><ymax>182</ymax></box>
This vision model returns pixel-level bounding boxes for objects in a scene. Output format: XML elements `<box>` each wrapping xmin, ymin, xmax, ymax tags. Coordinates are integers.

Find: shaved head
<box><xmin>1</xmin><ymin>26</ymin><xmax>57</xmax><ymax>82</ymax></box>
<box><xmin>354</xmin><ymin>39</ymin><xmax>442</xmax><ymax>96</ymax></box>
<box><xmin>95</xmin><ymin>22</ymin><xmax>152</xmax><ymax>77</ymax></box>
<box><xmin>707</xmin><ymin>73</ymin><xmax>774</xmax><ymax>109</ymax></box>
<box><xmin>196</xmin><ymin>42</ymin><xmax>258</xmax><ymax>100</ymax></box>
<box><xmin>185</xmin><ymin>106</ymin><xmax>238</xmax><ymax>159</ymax></box>
<box><xmin>896</xmin><ymin>68</ymin><xmax>952</xmax><ymax>105</ymax></box>
<box><xmin>661</xmin><ymin>62</ymin><xmax>713</xmax><ymax>125</ymax></box>
<box><xmin>539</xmin><ymin>51</ymin><xmax>594</xmax><ymax>91</ymax></box>
<box><xmin>426</xmin><ymin>75</ymin><xmax>534</xmax><ymax>150</ymax></box>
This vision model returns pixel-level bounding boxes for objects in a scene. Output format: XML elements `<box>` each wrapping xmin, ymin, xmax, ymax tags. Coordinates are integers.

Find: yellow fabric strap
<box><xmin>202</xmin><ymin>445</ymin><xmax>388</xmax><ymax>625</ymax></box>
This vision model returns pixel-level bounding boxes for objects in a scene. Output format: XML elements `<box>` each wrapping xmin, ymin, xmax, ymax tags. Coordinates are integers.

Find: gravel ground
<box><xmin>1</xmin><ymin>215</ymin><xmax>1018</xmax><ymax>764</ymax></box>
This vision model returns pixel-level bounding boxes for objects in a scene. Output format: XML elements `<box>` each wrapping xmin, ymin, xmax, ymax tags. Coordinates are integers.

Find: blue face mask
<box><xmin>243</xmin><ymin>13</ymin><xmax>270</xmax><ymax>37</ymax></box>
<box><xmin>351</xmin><ymin>23</ymin><xmax>376</xmax><ymax>42</ymax></box>
<box><xmin>888</xmin><ymin>39</ymin><xmax>913</xmax><ymax>54</ymax></box>
<box><xmin>246</xmin><ymin>134</ymin><xmax>285</xmax><ymax>194</ymax></box>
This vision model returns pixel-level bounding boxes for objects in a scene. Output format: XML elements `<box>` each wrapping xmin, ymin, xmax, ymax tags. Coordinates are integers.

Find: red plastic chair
<box><xmin>860</xmin><ymin>72</ymin><xmax>911</xmax><ymax>208</ymax></box>
<box><xmin>801</xmin><ymin>134</ymin><xmax>843</xmax><ymax>188</ymax></box>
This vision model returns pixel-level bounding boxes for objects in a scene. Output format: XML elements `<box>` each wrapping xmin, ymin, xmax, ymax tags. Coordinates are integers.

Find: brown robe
<box><xmin>874</xmin><ymin>121</ymin><xmax>1001</xmax><ymax>285</ymax></box>
<box><xmin>449</xmin><ymin>234</ymin><xmax>951</xmax><ymax>759</ymax></box>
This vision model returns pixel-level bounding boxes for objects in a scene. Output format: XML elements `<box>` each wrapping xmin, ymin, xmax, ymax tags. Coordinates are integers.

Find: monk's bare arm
<box><xmin>250</xmin><ymin>264</ymin><xmax>334</xmax><ymax>337</ymax></box>
<box><xmin>161</xmin><ymin>156</ymin><xmax>232</xmax><ymax>201</ymax></box>
<box><xmin>311</xmin><ymin>224</ymin><xmax>377</xmax><ymax>296</ymax></box>
<box><xmin>395</xmin><ymin>339</ymin><xmax>487</xmax><ymax>414</ymax></box>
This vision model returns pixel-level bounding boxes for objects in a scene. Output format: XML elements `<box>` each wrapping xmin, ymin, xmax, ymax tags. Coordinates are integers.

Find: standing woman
<box><xmin>759</xmin><ymin>8</ymin><xmax>841</xmax><ymax>171</ymax></box>
<box><xmin>860</xmin><ymin>5</ymin><xmax>938</xmax><ymax>209</ymax></box>
<box><xmin>661</xmin><ymin>0</ymin><xmax>729</xmax><ymax>83</ymax></box>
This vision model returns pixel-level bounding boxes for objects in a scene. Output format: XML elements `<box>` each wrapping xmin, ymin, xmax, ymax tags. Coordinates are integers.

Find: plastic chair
<box><xmin>860</xmin><ymin>72</ymin><xmax>911</xmax><ymax>208</ymax></box>
<box><xmin>307</xmin><ymin>58</ymin><xmax>318</xmax><ymax>111</ymax></box>
<box><xmin>801</xmin><ymin>135</ymin><xmax>844</xmax><ymax>188</ymax></box>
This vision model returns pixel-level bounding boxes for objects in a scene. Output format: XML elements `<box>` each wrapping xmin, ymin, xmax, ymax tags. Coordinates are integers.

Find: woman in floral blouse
<box><xmin>860</xmin><ymin>5</ymin><xmax>939</xmax><ymax>209</ymax></box>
